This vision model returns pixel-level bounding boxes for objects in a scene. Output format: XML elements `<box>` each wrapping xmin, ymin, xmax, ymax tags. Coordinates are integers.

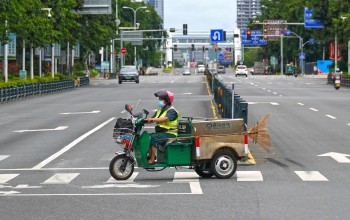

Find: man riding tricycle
<box><xmin>110</xmin><ymin>90</ymin><xmax>270</xmax><ymax>180</ymax></box>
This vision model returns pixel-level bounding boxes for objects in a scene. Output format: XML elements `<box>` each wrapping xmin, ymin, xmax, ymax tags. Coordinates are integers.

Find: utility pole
<box><xmin>3</xmin><ymin>20</ymin><xmax>8</xmax><ymax>82</ymax></box>
<box><xmin>280</xmin><ymin>36</ymin><xmax>283</xmax><ymax>75</ymax></box>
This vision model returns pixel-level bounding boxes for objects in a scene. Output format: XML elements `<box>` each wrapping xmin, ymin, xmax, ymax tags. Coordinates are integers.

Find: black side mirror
<box><xmin>142</xmin><ymin>109</ymin><xmax>149</xmax><ymax>118</ymax></box>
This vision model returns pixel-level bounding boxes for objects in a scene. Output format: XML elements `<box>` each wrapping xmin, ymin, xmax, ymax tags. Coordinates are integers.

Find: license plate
<box><xmin>335</xmin><ymin>80</ymin><xmax>340</xmax><ymax>84</ymax></box>
<box><xmin>125</xmin><ymin>76</ymin><xmax>131</xmax><ymax>80</ymax></box>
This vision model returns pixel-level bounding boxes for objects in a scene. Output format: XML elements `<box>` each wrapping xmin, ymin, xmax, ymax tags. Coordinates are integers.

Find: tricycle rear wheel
<box><xmin>194</xmin><ymin>163</ymin><xmax>214</xmax><ymax>178</ymax></box>
<box><xmin>109</xmin><ymin>154</ymin><xmax>134</xmax><ymax>180</ymax></box>
<box><xmin>211</xmin><ymin>150</ymin><xmax>237</xmax><ymax>179</ymax></box>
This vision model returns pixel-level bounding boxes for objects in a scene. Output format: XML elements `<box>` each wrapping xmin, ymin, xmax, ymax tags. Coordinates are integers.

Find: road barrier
<box><xmin>205</xmin><ymin>69</ymin><xmax>248</xmax><ymax>124</ymax></box>
<box><xmin>327</xmin><ymin>74</ymin><xmax>350</xmax><ymax>87</ymax></box>
<box><xmin>0</xmin><ymin>77</ymin><xmax>90</xmax><ymax>103</ymax></box>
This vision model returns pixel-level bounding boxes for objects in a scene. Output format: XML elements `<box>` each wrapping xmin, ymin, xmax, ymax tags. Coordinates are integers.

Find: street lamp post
<box><xmin>123</xmin><ymin>6</ymin><xmax>147</xmax><ymax>66</ymax></box>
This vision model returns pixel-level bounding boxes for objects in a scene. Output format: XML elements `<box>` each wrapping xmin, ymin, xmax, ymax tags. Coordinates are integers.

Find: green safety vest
<box><xmin>155</xmin><ymin>106</ymin><xmax>180</xmax><ymax>136</ymax></box>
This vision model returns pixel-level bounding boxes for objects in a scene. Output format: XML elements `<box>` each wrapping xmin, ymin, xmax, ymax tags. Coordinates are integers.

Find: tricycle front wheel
<box><xmin>211</xmin><ymin>150</ymin><xmax>237</xmax><ymax>179</ymax></box>
<box><xmin>194</xmin><ymin>163</ymin><xmax>214</xmax><ymax>178</ymax></box>
<box><xmin>109</xmin><ymin>154</ymin><xmax>134</xmax><ymax>180</ymax></box>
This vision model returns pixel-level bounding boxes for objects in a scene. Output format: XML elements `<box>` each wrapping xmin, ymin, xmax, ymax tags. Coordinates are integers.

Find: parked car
<box><xmin>235</xmin><ymin>65</ymin><xmax>248</xmax><ymax>77</ymax></box>
<box><xmin>119</xmin><ymin>66</ymin><xmax>139</xmax><ymax>84</ymax></box>
<box><xmin>197</xmin><ymin>65</ymin><xmax>205</xmax><ymax>74</ymax></box>
<box><xmin>218</xmin><ymin>66</ymin><xmax>225</xmax><ymax>74</ymax></box>
<box><xmin>182</xmin><ymin>68</ymin><xmax>191</xmax><ymax>75</ymax></box>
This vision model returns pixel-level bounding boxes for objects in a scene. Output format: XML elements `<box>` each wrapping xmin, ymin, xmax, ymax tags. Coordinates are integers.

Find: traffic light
<box><xmin>247</xmin><ymin>29</ymin><xmax>252</xmax><ymax>40</ymax></box>
<box><xmin>191</xmin><ymin>44</ymin><xmax>195</xmax><ymax>51</ymax></box>
<box><xmin>174</xmin><ymin>45</ymin><xmax>177</xmax><ymax>51</ymax></box>
<box><xmin>202</xmin><ymin>46</ymin><xmax>205</xmax><ymax>52</ymax></box>
<box><xmin>214</xmin><ymin>45</ymin><xmax>218</xmax><ymax>52</ymax></box>
<box><xmin>183</xmin><ymin>24</ymin><xmax>187</xmax><ymax>35</ymax></box>
<box><xmin>223</xmin><ymin>31</ymin><xmax>226</xmax><ymax>41</ymax></box>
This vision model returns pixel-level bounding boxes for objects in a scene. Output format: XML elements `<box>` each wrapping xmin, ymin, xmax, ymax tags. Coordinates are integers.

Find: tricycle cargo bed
<box><xmin>192</xmin><ymin>118</ymin><xmax>245</xmax><ymax>136</ymax></box>
<box><xmin>191</xmin><ymin>118</ymin><xmax>247</xmax><ymax>160</ymax></box>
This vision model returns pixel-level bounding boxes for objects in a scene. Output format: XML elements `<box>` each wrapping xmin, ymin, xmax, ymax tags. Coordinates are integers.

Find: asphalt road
<box><xmin>1</xmin><ymin>71</ymin><xmax>350</xmax><ymax>219</ymax></box>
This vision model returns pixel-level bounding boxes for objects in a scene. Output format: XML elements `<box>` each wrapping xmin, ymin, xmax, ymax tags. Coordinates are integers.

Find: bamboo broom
<box><xmin>247</xmin><ymin>114</ymin><xmax>271</xmax><ymax>152</ymax></box>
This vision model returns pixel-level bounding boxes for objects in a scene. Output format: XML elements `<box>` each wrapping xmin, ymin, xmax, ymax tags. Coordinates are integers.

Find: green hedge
<box><xmin>0</xmin><ymin>74</ymin><xmax>75</xmax><ymax>88</ymax></box>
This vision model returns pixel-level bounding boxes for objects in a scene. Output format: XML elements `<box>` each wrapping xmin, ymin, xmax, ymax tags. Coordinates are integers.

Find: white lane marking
<box><xmin>0</xmin><ymin>174</ymin><xmax>19</xmax><ymax>184</ymax></box>
<box><xmin>247</xmin><ymin>102</ymin><xmax>279</xmax><ymax>106</ymax></box>
<box><xmin>0</xmin><ymin>167</ymin><xmax>109</xmax><ymax>171</ymax></box>
<box><xmin>298</xmin><ymin>103</ymin><xmax>304</xmax><ymax>106</ymax></box>
<box><xmin>0</xmin><ymin>192</ymin><xmax>199</xmax><ymax>197</ymax></box>
<box><xmin>170</xmin><ymin>77</ymin><xmax>180</xmax><ymax>83</ymax></box>
<box><xmin>326</xmin><ymin>115</ymin><xmax>336</xmax><ymax>119</ymax></box>
<box><xmin>294</xmin><ymin>171</ymin><xmax>328</xmax><ymax>181</ymax></box>
<box><xmin>272</xmin><ymin>92</ymin><xmax>277</xmax><ymax>95</ymax></box>
<box><xmin>236</xmin><ymin>171</ymin><xmax>263</xmax><ymax>181</ymax></box>
<box><xmin>189</xmin><ymin>182</ymin><xmax>203</xmax><ymax>194</ymax></box>
<box><xmin>82</xmin><ymin>184</ymin><xmax>159</xmax><ymax>189</ymax></box>
<box><xmin>267</xmin><ymin>90</ymin><xmax>271</xmax><ymax>92</ymax></box>
<box><xmin>254</xmin><ymin>85</ymin><xmax>258</xmax><ymax>87</ymax></box>
<box><xmin>0</xmin><ymin>191</ymin><xmax>20</xmax><ymax>195</ymax></box>
<box><xmin>173</xmin><ymin>172</ymin><xmax>199</xmax><ymax>182</ymax></box>
<box><xmin>60</xmin><ymin>111</ymin><xmax>100</xmax><ymax>115</ymax></box>
<box><xmin>347</xmin><ymin>123</ymin><xmax>350</xmax><ymax>126</ymax></box>
<box><xmin>279</xmin><ymin>95</ymin><xmax>283</xmax><ymax>97</ymax></box>
<box><xmin>262</xmin><ymin>88</ymin><xmax>266</xmax><ymax>90</ymax></box>
<box><xmin>310</xmin><ymin>108</ymin><xmax>319</xmax><ymax>112</ymax></box>
<box><xmin>318</xmin><ymin>152</ymin><xmax>350</xmax><ymax>163</ymax></box>
<box><xmin>13</xmin><ymin>126</ymin><xmax>68</xmax><ymax>133</ymax></box>
<box><xmin>182</xmin><ymin>92</ymin><xmax>193</xmax><ymax>95</ymax></box>
<box><xmin>120</xmin><ymin>110</ymin><xmax>126</xmax><ymax>114</ymax></box>
<box><xmin>32</xmin><ymin>117</ymin><xmax>115</xmax><ymax>169</ymax></box>
<box><xmin>42</xmin><ymin>173</ymin><xmax>80</xmax><ymax>184</ymax></box>
<box><xmin>105</xmin><ymin>172</ymin><xmax>139</xmax><ymax>183</ymax></box>
<box><xmin>0</xmin><ymin>155</ymin><xmax>10</xmax><ymax>162</ymax></box>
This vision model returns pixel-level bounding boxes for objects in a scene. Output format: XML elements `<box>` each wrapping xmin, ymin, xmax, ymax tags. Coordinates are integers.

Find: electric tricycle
<box><xmin>109</xmin><ymin>104</ymin><xmax>252</xmax><ymax>180</ymax></box>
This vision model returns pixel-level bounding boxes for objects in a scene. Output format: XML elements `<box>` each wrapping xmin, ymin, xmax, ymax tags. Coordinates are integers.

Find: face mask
<box><xmin>158</xmin><ymin>100</ymin><xmax>165</xmax><ymax>108</ymax></box>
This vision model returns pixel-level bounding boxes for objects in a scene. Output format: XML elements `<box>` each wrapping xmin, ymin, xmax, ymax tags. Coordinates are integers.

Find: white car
<box><xmin>182</xmin><ymin>68</ymin><xmax>191</xmax><ymax>75</ymax></box>
<box><xmin>235</xmin><ymin>65</ymin><xmax>248</xmax><ymax>77</ymax></box>
<box><xmin>197</xmin><ymin>65</ymin><xmax>205</xmax><ymax>73</ymax></box>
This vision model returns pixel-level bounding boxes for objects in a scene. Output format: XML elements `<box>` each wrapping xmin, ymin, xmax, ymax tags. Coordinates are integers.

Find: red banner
<box><xmin>329</xmin><ymin>42</ymin><xmax>342</xmax><ymax>60</ymax></box>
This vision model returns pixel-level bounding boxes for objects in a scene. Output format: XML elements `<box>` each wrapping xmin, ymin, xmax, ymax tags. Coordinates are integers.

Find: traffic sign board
<box><xmin>121</xmin><ymin>48</ymin><xmax>127</xmax><ymax>54</ymax></box>
<box><xmin>263</xmin><ymin>20</ymin><xmax>286</xmax><ymax>41</ymax></box>
<box><xmin>304</xmin><ymin>7</ymin><xmax>324</xmax><ymax>28</ymax></box>
<box><xmin>218</xmin><ymin>54</ymin><xmax>224</xmax><ymax>60</ymax></box>
<box><xmin>299</xmin><ymin>52</ymin><xmax>305</xmax><ymax>60</ymax></box>
<box><xmin>210</xmin><ymin>29</ymin><xmax>224</xmax><ymax>42</ymax></box>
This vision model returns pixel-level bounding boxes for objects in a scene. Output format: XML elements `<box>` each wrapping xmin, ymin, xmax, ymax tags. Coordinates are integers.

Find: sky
<box><xmin>163</xmin><ymin>0</ymin><xmax>236</xmax><ymax>32</ymax></box>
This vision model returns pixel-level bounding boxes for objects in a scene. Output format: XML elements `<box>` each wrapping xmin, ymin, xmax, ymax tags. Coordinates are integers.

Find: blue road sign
<box><xmin>299</xmin><ymin>52</ymin><xmax>306</xmax><ymax>60</ymax></box>
<box><xmin>310</xmin><ymin>38</ymin><xmax>315</xmax><ymax>44</ymax></box>
<box><xmin>242</xmin><ymin>38</ymin><xmax>267</xmax><ymax>45</ymax></box>
<box><xmin>210</xmin><ymin>29</ymin><xmax>224</xmax><ymax>42</ymax></box>
<box><xmin>218</xmin><ymin>54</ymin><xmax>224</xmax><ymax>60</ymax></box>
<box><xmin>304</xmin><ymin>7</ymin><xmax>324</xmax><ymax>28</ymax></box>
<box><xmin>286</xmin><ymin>30</ymin><xmax>292</xmax><ymax>36</ymax></box>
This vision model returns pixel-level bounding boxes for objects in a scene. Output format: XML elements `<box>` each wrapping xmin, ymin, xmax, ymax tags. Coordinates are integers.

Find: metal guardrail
<box><xmin>205</xmin><ymin>69</ymin><xmax>248</xmax><ymax>124</ymax></box>
<box><xmin>327</xmin><ymin>74</ymin><xmax>350</xmax><ymax>87</ymax></box>
<box><xmin>0</xmin><ymin>77</ymin><xmax>90</xmax><ymax>103</ymax></box>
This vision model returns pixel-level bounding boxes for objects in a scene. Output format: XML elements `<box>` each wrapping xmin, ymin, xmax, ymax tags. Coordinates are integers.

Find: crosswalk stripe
<box><xmin>173</xmin><ymin>172</ymin><xmax>199</xmax><ymax>182</ymax></box>
<box><xmin>42</xmin><ymin>173</ymin><xmax>80</xmax><ymax>184</ymax></box>
<box><xmin>295</xmin><ymin>171</ymin><xmax>328</xmax><ymax>181</ymax></box>
<box><xmin>236</xmin><ymin>171</ymin><xmax>263</xmax><ymax>181</ymax></box>
<box><xmin>0</xmin><ymin>174</ymin><xmax>19</xmax><ymax>184</ymax></box>
<box><xmin>0</xmin><ymin>155</ymin><xmax>10</xmax><ymax>162</ymax></box>
<box><xmin>106</xmin><ymin>172</ymin><xmax>139</xmax><ymax>183</ymax></box>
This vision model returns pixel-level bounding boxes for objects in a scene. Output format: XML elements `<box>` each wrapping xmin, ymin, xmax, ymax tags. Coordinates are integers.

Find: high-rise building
<box><xmin>143</xmin><ymin>0</ymin><xmax>164</xmax><ymax>22</ymax></box>
<box><xmin>236</xmin><ymin>0</ymin><xmax>261</xmax><ymax>29</ymax></box>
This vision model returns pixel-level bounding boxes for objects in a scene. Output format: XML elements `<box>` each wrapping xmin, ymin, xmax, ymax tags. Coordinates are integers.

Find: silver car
<box><xmin>182</xmin><ymin>68</ymin><xmax>191</xmax><ymax>75</ymax></box>
<box><xmin>119</xmin><ymin>66</ymin><xmax>139</xmax><ymax>84</ymax></box>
